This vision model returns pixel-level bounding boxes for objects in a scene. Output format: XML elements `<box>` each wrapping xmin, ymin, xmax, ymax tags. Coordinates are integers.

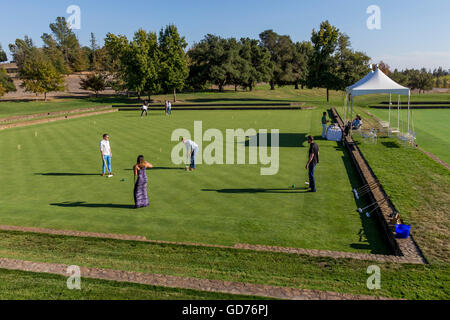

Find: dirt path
<box><xmin>0</xmin><ymin>257</ymin><xmax>395</xmax><ymax>300</ymax></box>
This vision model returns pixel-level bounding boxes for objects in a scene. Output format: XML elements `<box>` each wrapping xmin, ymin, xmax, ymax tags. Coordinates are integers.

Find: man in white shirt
<box><xmin>141</xmin><ymin>101</ymin><xmax>148</xmax><ymax>118</ymax></box>
<box><xmin>180</xmin><ymin>137</ymin><xmax>199</xmax><ymax>171</ymax></box>
<box><xmin>167</xmin><ymin>101</ymin><xmax>172</xmax><ymax>115</ymax></box>
<box><xmin>100</xmin><ymin>134</ymin><xmax>113</xmax><ymax>176</ymax></box>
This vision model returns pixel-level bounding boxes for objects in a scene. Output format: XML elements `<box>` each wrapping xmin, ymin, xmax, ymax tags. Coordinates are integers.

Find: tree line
<box><xmin>378</xmin><ymin>62</ymin><xmax>450</xmax><ymax>93</ymax></box>
<box><xmin>0</xmin><ymin>17</ymin><xmax>447</xmax><ymax>100</ymax></box>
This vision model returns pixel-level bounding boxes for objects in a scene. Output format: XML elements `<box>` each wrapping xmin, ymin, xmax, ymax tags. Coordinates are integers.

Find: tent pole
<box><xmin>407</xmin><ymin>94</ymin><xmax>411</xmax><ymax>133</ymax></box>
<box><xmin>344</xmin><ymin>94</ymin><xmax>348</xmax><ymax>123</ymax></box>
<box><xmin>350</xmin><ymin>96</ymin><xmax>354</xmax><ymax>136</ymax></box>
<box><xmin>397</xmin><ymin>95</ymin><xmax>400</xmax><ymax>133</ymax></box>
<box><xmin>389</xmin><ymin>94</ymin><xmax>392</xmax><ymax>135</ymax></box>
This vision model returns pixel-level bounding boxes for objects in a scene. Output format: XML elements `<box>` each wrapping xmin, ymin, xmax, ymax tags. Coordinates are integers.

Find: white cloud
<box><xmin>371</xmin><ymin>51</ymin><xmax>450</xmax><ymax>71</ymax></box>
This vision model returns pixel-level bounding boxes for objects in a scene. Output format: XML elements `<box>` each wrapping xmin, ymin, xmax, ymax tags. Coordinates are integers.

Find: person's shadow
<box><xmin>202</xmin><ymin>188</ymin><xmax>310</xmax><ymax>194</ymax></box>
<box><xmin>50</xmin><ymin>201</ymin><xmax>134</xmax><ymax>209</ymax></box>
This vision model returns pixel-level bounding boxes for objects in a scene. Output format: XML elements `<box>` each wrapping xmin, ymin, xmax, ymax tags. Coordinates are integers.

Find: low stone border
<box><xmin>0</xmin><ymin>105</ymin><xmax>112</xmax><ymax>123</ymax></box>
<box><xmin>331</xmin><ymin>107</ymin><xmax>426</xmax><ymax>264</ymax></box>
<box><xmin>0</xmin><ymin>258</ymin><xmax>395</xmax><ymax>300</ymax></box>
<box><xmin>0</xmin><ymin>108</ymin><xmax>117</xmax><ymax>130</ymax></box>
<box><xmin>0</xmin><ymin>225</ymin><xmax>424</xmax><ymax>264</ymax></box>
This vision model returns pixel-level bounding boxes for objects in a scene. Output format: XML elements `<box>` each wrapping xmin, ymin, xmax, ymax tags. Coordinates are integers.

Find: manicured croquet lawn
<box><xmin>364</xmin><ymin>108</ymin><xmax>450</xmax><ymax>164</ymax></box>
<box><xmin>0</xmin><ymin>109</ymin><xmax>387</xmax><ymax>253</ymax></box>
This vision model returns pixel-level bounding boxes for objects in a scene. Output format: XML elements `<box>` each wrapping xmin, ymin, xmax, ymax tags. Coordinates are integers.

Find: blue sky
<box><xmin>1</xmin><ymin>0</ymin><xmax>449</xmax><ymax>70</ymax></box>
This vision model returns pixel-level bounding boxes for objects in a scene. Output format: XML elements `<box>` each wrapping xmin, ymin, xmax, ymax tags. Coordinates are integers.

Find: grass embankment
<box><xmin>0</xmin><ymin>267</ymin><xmax>263</xmax><ymax>300</ymax></box>
<box><xmin>0</xmin><ymin>230</ymin><xmax>447</xmax><ymax>300</ymax></box>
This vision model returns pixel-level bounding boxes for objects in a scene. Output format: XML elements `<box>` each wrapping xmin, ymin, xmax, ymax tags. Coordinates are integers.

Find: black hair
<box><xmin>103</xmin><ymin>133</ymin><xmax>109</xmax><ymax>138</ymax></box>
<box><xmin>307</xmin><ymin>135</ymin><xmax>314</xmax><ymax>142</ymax></box>
<box><xmin>136</xmin><ymin>155</ymin><xmax>145</xmax><ymax>166</ymax></box>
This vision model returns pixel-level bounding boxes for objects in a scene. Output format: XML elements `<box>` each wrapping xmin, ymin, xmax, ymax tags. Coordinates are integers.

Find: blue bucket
<box><xmin>395</xmin><ymin>224</ymin><xmax>411</xmax><ymax>239</ymax></box>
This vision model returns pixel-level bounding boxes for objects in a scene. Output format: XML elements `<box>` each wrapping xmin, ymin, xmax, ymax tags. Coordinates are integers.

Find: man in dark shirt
<box><xmin>321</xmin><ymin>112</ymin><xmax>330</xmax><ymax>138</ymax></box>
<box><xmin>305</xmin><ymin>135</ymin><xmax>319</xmax><ymax>192</ymax></box>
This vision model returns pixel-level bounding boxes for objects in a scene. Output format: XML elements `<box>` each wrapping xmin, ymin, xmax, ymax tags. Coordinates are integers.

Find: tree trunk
<box><xmin>249</xmin><ymin>84</ymin><xmax>253</xmax><ymax>92</ymax></box>
<box><xmin>326</xmin><ymin>88</ymin><xmax>329</xmax><ymax>102</ymax></box>
<box><xmin>44</xmin><ymin>92</ymin><xmax>47</xmax><ymax>101</ymax></box>
<box><xmin>294</xmin><ymin>82</ymin><xmax>299</xmax><ymax>90</ymax></box>
<box><xmin>234</xmin><ymin>84</ymin><xmax>238</xmax><ymax>92</ymax></box>
<box><xmin>173</xmin><ymin>88</ymin><xmax>177</xmax><ymax>102</ymax></box>
<box><xmin>219</xmin><ymin>84</ymin><xmax>224</xmax><ymax>92</ymax></box>
<box><xmin>270</xmin><ymin>80</ymin><xmax>275</xmax><ymax>90</ymax></box>
<box><xmin>95</xmin><ymin>91</ymin><xmax>98</xmax><ymax>98</ymax></box>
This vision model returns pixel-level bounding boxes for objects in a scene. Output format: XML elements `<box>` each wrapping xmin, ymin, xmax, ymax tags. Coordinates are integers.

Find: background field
<box><xmin>0</xmin><ymin>108</ymin><xmax>387</xmax><ymax>253</ymax></box>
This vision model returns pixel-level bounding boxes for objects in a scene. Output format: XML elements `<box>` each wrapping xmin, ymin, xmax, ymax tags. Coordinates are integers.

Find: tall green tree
<box><xmin>19</xmin><ymin>48</ymin><xmax>65</xmax><ymax>100</ymax></box>
<box><xmin>159</xmin><ymin>25</ymin><xmax>188</xmax><ymax>102</ymax></box>
<box><xmin>0</xmin><ymin>68</ymin><xmax>16</xmax><ymax>97</ymax></box>
<box><xmin>188</xmin><ymin>34</ymin><xmax>231</xmax><ymax>92</ymax></box>
<box><xmin>42</xmin><ymin>17</ymin><xmax>85</xmax><ymax>72</ymax></box>
<box><xmin>292</xmin><ymin>41</ymin><xmax>312</xmax><ymax>89</ymax></box>
<box><xmin>0</xmin><ymin>44</ymin><xmax>7</xmax><ymax>62</ymax></box>
<box><xmin>334</xmin><ymin>34</ymin><xmax>371</xmax><ymax>89</ymax></box>
<box><xmin>238</xmin><ymin>38</ymin><xmax>272</xmax><ymax>91</ymax></box>
<box><xmin>307</xmin><ymin>21</ymin><xmax>340</xmax><ymax>102</ymax></box>
<box><xmin>9</xmin><ymin>36</ymin><xmax>35</xmax><ymax>69</ymax></box>
<box><xmin>259</xmin><ymin>30</ymin><xmax>295</xmax><ymax>90</ymax></box>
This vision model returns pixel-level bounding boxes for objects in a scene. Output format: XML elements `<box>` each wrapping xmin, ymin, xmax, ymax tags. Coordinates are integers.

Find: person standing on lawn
<box><xmin>167</xmin><ymin>100</ymin><xmax>172</xmax><ymax>115</ymax></box>
<box><xmin>305</xmin><ymin>135</ymin><xmax>319</xmax><ymax>192</ymax></box>
<box><xmin>100</xmin><ymin>134</ymin><xmax>113</xmax><ymax>176</ymax></box>
<box><xmin>180</xmin><ymin>137</ymin><xmax>199</xmax><ymax>171</ymax></box>
<box><xmin>133</xmin><ymin>155</ymin><xmax>153</xmax><ymax>208</ymax></box>
<box><xmin>141</xmin><ymin>101</ymin><xmax>148</xmax><ymax>118</ymax></box>
<box><xmin>321</xmin><ymin>111</ymin><xmax>330</xmax><ymax>138</ymax></box>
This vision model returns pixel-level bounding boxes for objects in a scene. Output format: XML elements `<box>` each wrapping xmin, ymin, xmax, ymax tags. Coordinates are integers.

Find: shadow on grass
<box><xmin>50</xmin><ymin>201</ymin><xmax>134</xmax><ymax>209</ymax></box>
<box><xmin>35</xmin><ymin>173</ymin><xmax>100</xmax><ymax>176</ymax></box>
<box><xmin>185</xmin><ymin>97</ymin><xmax>294</xmax><ymax>104</ymax></box>
<box><xmin>123</xmin><ymin>167</ymin><xmax>184</xmax><ymax>171</ymax></box>
<box><xmin>339</xmin><ymin>141</ymin><xmax>390</xmax><ymax>255</ymax></box>
<box><xmin>202</xmin><ymin>188</ymin><xmax>310</xmax><ymax>194</ymax></box>
<box><xmin>381</xmin><ymin>141</ymin><xmax>401</xmax><ymax>148</ymax></box>
<box><xmin>244</xmin><ymin>133</ymin><xmax>321</xmax><ymax>148</ymax></box>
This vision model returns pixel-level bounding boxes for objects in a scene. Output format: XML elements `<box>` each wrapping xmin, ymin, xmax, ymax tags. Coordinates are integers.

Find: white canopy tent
<box><xmin>344</xmin><ymin>65</ymin><xmax>412</xmax><ymax>136</ymax></box>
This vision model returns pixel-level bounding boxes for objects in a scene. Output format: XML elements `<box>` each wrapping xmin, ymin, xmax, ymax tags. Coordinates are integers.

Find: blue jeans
<box><xmin>322</xmin><ymin>124</ymin><xmax>327</xmax><ymax>138</ymax></box>
<box><xmin>308</xmin><ymin>162</ymin><xmax>317</xmax><ymax>192</ymax></box>
<box><xmin>102</xmin><ymin>155</ymin><xmax>112</xmax><ymax>174</ymax></box>
<box><xmin>190</xmin><ymin>148</ymin><xmax>198</xmax><ymax>169</ymax></box>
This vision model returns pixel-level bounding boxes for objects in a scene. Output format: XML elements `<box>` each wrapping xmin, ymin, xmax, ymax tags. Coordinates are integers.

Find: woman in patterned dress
<box><xmin>133</xmin><ymin>155</ymin><xmax>153</xmax><ymax>208</ymax></box>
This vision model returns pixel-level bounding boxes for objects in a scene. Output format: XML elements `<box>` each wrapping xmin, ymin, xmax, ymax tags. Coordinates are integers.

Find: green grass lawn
<box><xmin>361</xmin><ymin>108</ymin><xmax>450</xmax><ymax>164</ymax></box>
<box><xmin>0</xmin><ymin>268</ymin><xmax>265</xmax><ymax>300</ymax></box>
<box><xmin>0</xmin><ymin>109</ymin><xmax>387</xmax><ymax>254</ymax></box>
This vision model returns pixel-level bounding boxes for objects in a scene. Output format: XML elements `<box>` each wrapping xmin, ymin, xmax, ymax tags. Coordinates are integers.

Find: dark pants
<box><xmin>141</xmin><ymin>110</ymin><xmax>148</xmax><ymax>117</ymax></box>
<box><xmin>308</xmin><ymin>162</ymin><xmax>317</xmax><ymax>192</ymax></box>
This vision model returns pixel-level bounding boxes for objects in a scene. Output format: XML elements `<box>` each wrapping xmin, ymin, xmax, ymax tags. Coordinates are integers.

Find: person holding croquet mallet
<box><xmin>100</xmin><ymin>133</ymin><xmax>113</xmax><ymax>177</ymax></box>
<box><xmin>180</xmin><ymin>137</ymin><xmax>199</xmax><ymax>171</ymax></box>
<box><xmin>305</xmin><ymin>135</ymin><xmax>319</xmax><ymax>192</ymax></box>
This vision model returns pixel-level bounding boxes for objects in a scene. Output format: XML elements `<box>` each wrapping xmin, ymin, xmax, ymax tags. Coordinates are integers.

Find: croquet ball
<box><xmin>292</xmin><ymin>184</ymin><xmax>296</xmax><ymax>189</ymax></box>
<box><xmin>121</xmin><ymin>179</ymin><xmax>126</xmax><ymax>182</ymax></box>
